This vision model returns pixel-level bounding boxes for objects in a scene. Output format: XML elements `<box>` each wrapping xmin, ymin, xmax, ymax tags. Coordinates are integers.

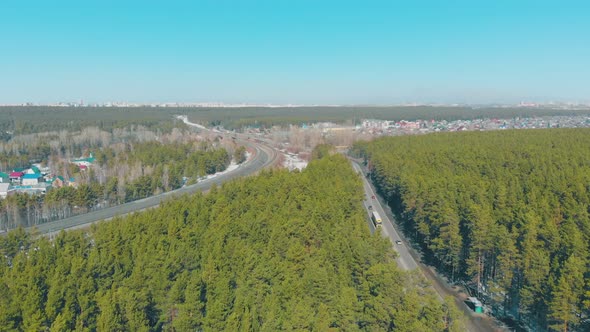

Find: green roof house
<box><xmin>49</xmin><ymin>175</ymin><xmax>66</xmax><ymax>188</ymax></box>
<box><xmin>71</xmin><ymin>153</ymin><xmax>96</xmax><ymax>166</ymax></box>
<box><xmin>26</xmin><ymin>166</ymin><xmax>41</xmax><ymax>175</ymax></box>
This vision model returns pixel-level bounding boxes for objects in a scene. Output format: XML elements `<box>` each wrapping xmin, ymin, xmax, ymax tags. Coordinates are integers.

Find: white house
<box><xmin>21</xmin><ymin>173</ymin><xmax>43</xmax><ymax>186</ymax></box>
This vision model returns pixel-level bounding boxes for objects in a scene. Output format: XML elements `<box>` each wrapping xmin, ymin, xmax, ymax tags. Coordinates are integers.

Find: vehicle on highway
<box><xmin>395</xmin><ymin>240</ymin><xmax>402</xmax><ymax>245</ymax></box>
<box><xmin>368</xmin><ymin>205</ymin><xmax>373</xmax><ymax>210</ymax></box>
<box><xmin>465</xmin><ymin>297</ymin><xmax>484</xmax><ymax>314</ymax></box>
<box><xmin>371</xmin><ymin>195</ymin><xmax>375</xmax><ymax>199</ymax></box>
<box><xmin>371</xmin><ymin>211</ymin><xmax>382</xmax><ymax>228</ymax></box>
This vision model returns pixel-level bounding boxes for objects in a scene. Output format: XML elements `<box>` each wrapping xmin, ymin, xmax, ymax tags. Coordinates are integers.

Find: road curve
<box><xmin>17</xmin><ymin>128</ymin><xmax>277</xmax><ymax>236</ymax></box>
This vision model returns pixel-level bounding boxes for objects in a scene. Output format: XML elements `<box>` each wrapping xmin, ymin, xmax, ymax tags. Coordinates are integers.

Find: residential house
<box><xmin>9</xmin><ymin>171</ymin><xmax>24</xmax><ymax>184</ymax></box>
<box><xmin>25</xmin><ymin>166</ymin><xmax>41</xmax><ymax>175</ymax></box>
<box><xmin>50</xmin><ymin>175</ymin><xmax>66</xmax><ymax>188</ymax></box>
<box><xmin>22</xmin><ymin>173</ymin><xmax>43</xmax><ymax>186</ymax></box>
<box><xmin>32</xmin><ymin>163</ymin><xmax>50</xmax><ymax>175</ymax></box>
<box><xmin>0</xmin><ymin>172</ymin><xmax>8</xmax><ymax>183</ymax></box>
<box><xmin>71</xmin><ymin>153</ymin><xmax>95</xmax><ymax>167</ymax></box>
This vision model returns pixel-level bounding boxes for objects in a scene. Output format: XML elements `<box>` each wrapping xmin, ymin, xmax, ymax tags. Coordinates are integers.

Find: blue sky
<box><xmin>1</xmin><ymin>0</ymin><xmax>588</xmax><ymax>104</ymax></box>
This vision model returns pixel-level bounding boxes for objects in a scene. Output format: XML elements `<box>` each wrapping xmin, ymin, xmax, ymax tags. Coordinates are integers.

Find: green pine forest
<box><xmin>0</xmin><ymin>154</ymin><xmax>462</xmax><ymax>331</ymax></box>
<box><xmin>353</xmin><ymin>128</ymin><xmax>590</xmax><ymax>331</ymax></box>
<box><xmin>2</xmin><ymin>106</ymin><xmax>588</xmax><ymax>137</ymax></box>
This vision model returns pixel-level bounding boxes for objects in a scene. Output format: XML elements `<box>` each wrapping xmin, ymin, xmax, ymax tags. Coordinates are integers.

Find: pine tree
<box><xmin>549</xmin><ymin>255</ymin><xmax>584</xmax><ymax>331</ymax></box>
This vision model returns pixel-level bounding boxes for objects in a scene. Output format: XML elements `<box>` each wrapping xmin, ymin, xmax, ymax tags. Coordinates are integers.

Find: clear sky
<box><xmin>1</xmin><ymin>0</ymin><xmax>589</xmax><ymax>105</ymax></box>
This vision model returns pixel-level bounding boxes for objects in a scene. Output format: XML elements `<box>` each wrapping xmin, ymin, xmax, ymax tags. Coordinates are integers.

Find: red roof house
<box><xmin>9</xmin><ymin>171</ymin><xmax>23</xmax><ymax>184</ymax></box>
<box><xmin>9</xmin><ymin>171</ymin><xmax>24</xmax><ymax>179</ymax></box>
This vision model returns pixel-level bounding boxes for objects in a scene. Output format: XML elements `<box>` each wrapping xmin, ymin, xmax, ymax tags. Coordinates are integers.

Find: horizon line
<box><xmin>1</xmin><ymin>101</ymin><xmax>590</xmax><ymax>108</ymax></box>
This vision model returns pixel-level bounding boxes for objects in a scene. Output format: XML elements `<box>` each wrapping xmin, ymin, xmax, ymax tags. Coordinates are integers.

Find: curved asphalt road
<box><xmin>15</xmin><ymin>132</ymin><xmax>277</xmax><ymax>236</ymax></box>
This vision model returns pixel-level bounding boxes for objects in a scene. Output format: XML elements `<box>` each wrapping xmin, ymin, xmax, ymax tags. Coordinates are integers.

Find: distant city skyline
<box><xmin>1</xmin><ymin>1</ymin><xmax>589</xmax><ymax>104</ymax></box>
<box><xmin>5</xmin><ymin>101</ymin><xmax>590</xmax><ymax>110</ymax></box>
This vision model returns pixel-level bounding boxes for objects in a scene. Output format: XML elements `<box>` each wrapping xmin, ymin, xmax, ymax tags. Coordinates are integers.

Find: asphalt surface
<box><xmin>19</xmin><ymin>138</ymin><xmax>277</xmax><ymax>237</ymax></box>
<box><xmin>351</xmin><ymin>159</ymin><xmax>501</xmax><ymax>332</ymax></box>
<box><xmin>351</xmin><ymin>161</ymin><xmax>418</xmax><ymax>271</ymax></box>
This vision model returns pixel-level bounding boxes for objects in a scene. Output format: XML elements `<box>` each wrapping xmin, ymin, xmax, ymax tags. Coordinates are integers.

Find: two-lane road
<box><xmin>351</xmin><ymin>159</ymin><xmax>500</xmax><ymax>332</ymax></box>
<box><xmin>351</xmin><ymin>161</ymin><xmax>418</xmax><ymax>271</ymax></box>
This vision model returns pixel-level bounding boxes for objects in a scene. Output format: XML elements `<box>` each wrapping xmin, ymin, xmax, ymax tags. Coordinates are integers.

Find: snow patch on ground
<box><xmin>200</xmin><ymin>162</ymin><xmax>240</xmax><ymax>181</ymax></box>
<box><xmin>198</xmin><ymin>149</ymin><xmax>253</xmax><ymax>182</ymax></box>
<box><xmin>177</xmin><ymin>115</ymin><xmax>207</xmax><ymax>130</ymax></box>
<box><xmin>211</xmin><ymin>162</ymin><xmax>240</xmax><ymax>177</ymax></box>
<box><xmin>283</xmin><ymin>153</ymin><xmax>308</xmax><ymax>171</ymax></box>
<box><xmin>198</xmin><ymin>149</ymin><xmax>252</xmax><ymax>182</ymax></box>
